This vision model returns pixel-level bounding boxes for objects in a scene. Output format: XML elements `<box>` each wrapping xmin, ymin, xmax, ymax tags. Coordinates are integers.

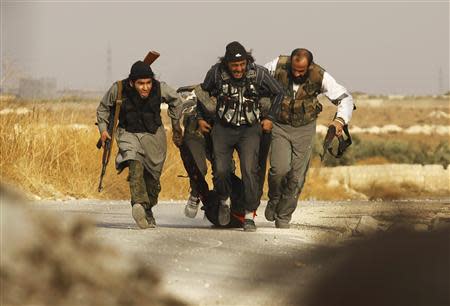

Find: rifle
<box><xmin>176</xmin><ymin>84</ymin><xmax>198</xmax><ymax>93</ymax></box>
<box><xmin>320</xmin><ymin>124</ymin><xmax>352</xmax><ymax>162</ymax></box>
<box><xmin>143</xmin><ymin>50</ymin><xmax>160</xmax><ymax>65</ymax></box>
<box><xmin>320</xmin><ymin>98</ymin><xmax>356</xmax><ymax>162</ymax></box>
<box><xmin>96</xmin><ymin>50</ymin><xmax>160</xmax><ymax>192</ymax></box>
<box><xmin>97</xmin><ymin>81</ymin><xmax>123</xmax><ymax>192</ymax></box>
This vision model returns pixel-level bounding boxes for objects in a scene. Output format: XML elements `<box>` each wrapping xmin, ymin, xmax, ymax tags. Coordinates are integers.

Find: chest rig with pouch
<box><xmin>275</xmin><ymin>56</ymin><xmax>324</xmax><ymax>127</ymax></box>
<box><xmin>118</xmin><ymin>78</ymin><xmax>163</xmax><ymax>134</ymax></box>
<box><xmin>216</xmin><ymin>66</ymin><xmax>261</xmax><ymax>126</ymax></box>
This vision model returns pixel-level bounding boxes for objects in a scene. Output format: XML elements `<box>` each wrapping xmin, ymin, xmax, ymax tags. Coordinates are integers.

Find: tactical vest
<box><xmin>216</xmin><ymin>66</ymin><xmax>260</xmax><ymax>126</ymax></box>
<box><xmin>274</xmin><ymin>56</ymin><xmax>324</xmax><ymax>127</ymax></box>
<box><xmin>182</xmin><ymin>101</ymin><xmax>202</xmax><ymax>137</ymax></box>
<box><xmin>118</xmin><ymin>79</ymin><xmax>163</xmax><ymax>134</ymax></box>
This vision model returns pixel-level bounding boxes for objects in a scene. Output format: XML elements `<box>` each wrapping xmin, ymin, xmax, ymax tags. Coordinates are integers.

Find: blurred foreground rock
<box><xmin>353</xmin><ymin>216</ymin><xmax>384</xmax><ymax>236</ymax></box>
<box><xmin>301</xmin><ymin>230</ymin><xmax>450</xmax><ymax>306</ymax></box>
<box><xmin>0</xmin><ymin>184</ymin><xmax>186</xmax><ymax>306</ymax></box>
<box><xmin>430</xmin><ymin>213</ymin><xmax>450</xmax><ymax>231</ymax></box>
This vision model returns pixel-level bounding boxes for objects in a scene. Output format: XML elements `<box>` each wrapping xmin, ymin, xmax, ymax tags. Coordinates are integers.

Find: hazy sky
<box><xmin>2</xmin><ymin>0</ymin><xmax>449</xmax><ymax>95</ymax></box>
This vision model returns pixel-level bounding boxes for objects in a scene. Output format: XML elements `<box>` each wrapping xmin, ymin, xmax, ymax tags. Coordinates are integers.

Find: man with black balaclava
<box><xmin>264</xmin><ymin>48</ymin><xmax>354</xmax><ymax>228</ymax></box>
<box><xmin>196</xmin><ymin>41</ymin><xmax>284</xmax><ymax>232</ymax></box>
<box><xmin>97</xmin><ymin>60</ymin><xmax>183</xmax><ymax>229</ymax></box>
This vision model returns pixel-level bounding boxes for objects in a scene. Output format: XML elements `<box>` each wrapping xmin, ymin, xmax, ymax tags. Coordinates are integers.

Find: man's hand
<box><xmin>101</xmin><ymin>130</ymin><xmax>111</xmax><ymax>148</ymax></box>
<box><xmin>261</xmin><ymin>119</ymin><xmax>273</xmax><ymax>133</ymax></box>
<box><xmin>198</xmin><ymin>119</ymin><xmax>212</xmax><ymax>134</ymax></box>
<box><xmin>330</xmin><ymin>118</ymin><xmax>344</xmax><ymax>136</ymax></box>
<box><xmin>172</xmin><ymin>126</ymin><xmax>183</xmax><ymax>147</ymax></box>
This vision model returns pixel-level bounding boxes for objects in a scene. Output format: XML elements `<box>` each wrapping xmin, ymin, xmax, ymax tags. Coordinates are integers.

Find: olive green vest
<box><xmin>274</xmin><ymin>55</ymin><xmax>325</xmax><ymax>127</ymax></box>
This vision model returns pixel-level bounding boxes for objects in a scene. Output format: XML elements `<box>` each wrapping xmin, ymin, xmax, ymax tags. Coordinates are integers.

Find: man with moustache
<box><xmin>97</xmin><ymin>60</ymin><xmax>183</xmax><ymax>229</ymax></box>
<box><xmin>264</xmin><ymin>48</ymin><xmax>354</xmax><ymax>228</ymax></box>
<box><xmin>197</xmin><ymin>41</ymin><xmax>284</xmax><ymax>232</ymax></box>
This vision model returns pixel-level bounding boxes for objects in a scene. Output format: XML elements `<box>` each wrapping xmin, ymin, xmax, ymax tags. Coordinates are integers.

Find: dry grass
<box><xmin>0</xmin><ymin>103</ymin><xmax>107</xmax><ymax>198</ymax></box>
<box><xmin>1</xmin><ymin>96</ymin><xmax>447</xmax><ymax>201</ymax></box>
<box><xmin>0</xmin><ymin>100</ymin><xmax>341</xmax><ymax>201</ymax></box>
<box><xmin>299</xmin><ymin>172</ymin><xmax>351</xmax><ymax>201</ymax></box>
<box><xmin>0</xmin><ymin>98</ymin><xmax>204</xmax><ymax>200</ymax></box>
<box><xmin>353</xmin><ymin>181</ymin><xmax>448</xmax><ymax>201</ymax></box>
<box><xmin>317</xmin><ymin>97</ymin><xmax>450</xmax><ymax>127</ymax></box>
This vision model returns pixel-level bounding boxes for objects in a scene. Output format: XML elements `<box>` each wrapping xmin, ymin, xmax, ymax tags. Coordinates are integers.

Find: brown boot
<box><xmin>132</xmin><ymin>203</ymin><xmax>150</xmax><ymax>229</ymax></box>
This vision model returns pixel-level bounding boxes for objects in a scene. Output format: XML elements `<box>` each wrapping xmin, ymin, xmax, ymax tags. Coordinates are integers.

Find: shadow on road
<box><xmin>247</xmin><ymin>229</ymin><xmax>450</xmax><ymax>306</ymax></box>
<box><xmin>96</xmin><ymin>222</ymin><xmax>138</xmax><ymax>229</ymax></box>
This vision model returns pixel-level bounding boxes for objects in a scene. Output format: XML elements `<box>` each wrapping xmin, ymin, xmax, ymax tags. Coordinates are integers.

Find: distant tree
<box><xmin>1</xmin><ymin>57</ymin><xmax>25</xmax><ymax>92</ymax></box>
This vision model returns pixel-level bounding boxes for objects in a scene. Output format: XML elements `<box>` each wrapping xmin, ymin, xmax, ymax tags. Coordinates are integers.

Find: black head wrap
<box><xmin>224</xmin><ymin>41</ymin><xmax>248</xmax><ymax>62</ymax></box>
<box><xmin>129</xmin><ymin>60</ymin><xmax>154</xmax><ymax>81</ymax></box>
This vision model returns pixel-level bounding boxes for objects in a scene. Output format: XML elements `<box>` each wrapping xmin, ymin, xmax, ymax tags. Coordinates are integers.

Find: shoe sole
<box><xmin>243</xmin><ymin>219</ymin><xmax>257</xmax><ymax>232</ymax></box>
<box><xmin>132</xmin><ymin>204</ymin><xmax>150</xmax><ymax>229</ymax></box>
<box><xmin>218</xmin><ymin>205</ymin><xmax>231</xmax><ymax>226</ymax></box>
<box><xmin>275</xmin><ymin>222</ymin><xmax>290</xmax><ymax>229</ymax></box>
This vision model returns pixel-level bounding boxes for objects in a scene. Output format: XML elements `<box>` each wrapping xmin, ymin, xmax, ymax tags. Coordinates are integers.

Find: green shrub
<box><xmin>313</xmin><ymin>135</ymin><xmax>450</xmax><ymax>168</ymax></box>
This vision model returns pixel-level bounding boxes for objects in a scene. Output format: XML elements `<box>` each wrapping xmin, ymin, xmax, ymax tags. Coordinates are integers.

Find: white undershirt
<box><xmin>264</xmin><ymin>57</ymin><xmax>354</xmax><ymax>124</ymax></box>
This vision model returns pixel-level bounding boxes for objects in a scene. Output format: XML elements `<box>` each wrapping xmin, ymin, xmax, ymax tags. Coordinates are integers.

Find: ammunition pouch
<box><xmin>216</xmin><ymin>67</ymin><xmax>260</xmax><ymax>126</ymax></box>
<box><xmin>278</xmin><ymin>96</ymin><xmax>322</xmax><ymax>127</ymax></box>
<box><xmin>218</xmin><ymin>95</ymin><xmax>239</xmax><ymax>124</ymax></box>
<box><xmin>242</xmin><ymin>97</ymin><xmax>260</xmax><ymax>125</ymax></box>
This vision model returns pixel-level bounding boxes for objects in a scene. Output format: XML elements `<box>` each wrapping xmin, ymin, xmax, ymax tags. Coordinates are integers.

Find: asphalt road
<box><xmin>38</xmin><ymin>199</ymin><xmax>449</xmax><ymax>306</ymax></box>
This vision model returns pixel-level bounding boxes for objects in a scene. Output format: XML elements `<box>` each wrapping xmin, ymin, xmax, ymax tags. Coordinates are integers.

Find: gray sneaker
<box><xmin>265</xmin><ymin>201</ymin><xmax>277</xmax><ymax>222</ymax></box>
<box><xmin>243</xmin><ymin>219</ymin><xmax>257</xmax><ymax>232</ymax></box>
<box><xmin>132</xmin><ymin>203</ymin><xmax>150</xmax><ymax>229</ymax></box>
<box><xmin>184</xmin><ymin>195</ymin><xmax>200</xmax><ymax>218</ymax></box>
<box><xmin>218</xmin><ymin>199</ymin><xmax>231</xmax><ymax>226</ymax></box>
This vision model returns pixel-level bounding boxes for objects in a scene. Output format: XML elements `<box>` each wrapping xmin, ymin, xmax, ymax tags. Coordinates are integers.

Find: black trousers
<box><xmin>211</xmin><ymin>122</ymin><xmax>262</xmax><ymax>212</ymax></box>
<box><xmin>183</xmin><ymin>133</ymin><xmax>211</xmax><ymax>197</ymax></box>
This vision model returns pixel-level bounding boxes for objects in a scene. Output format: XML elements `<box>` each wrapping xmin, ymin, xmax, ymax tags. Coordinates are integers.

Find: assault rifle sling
<box><xmin>97</xmin><ymin>81</ymin><xmax>123</xmax><ymax>192</ymax></box>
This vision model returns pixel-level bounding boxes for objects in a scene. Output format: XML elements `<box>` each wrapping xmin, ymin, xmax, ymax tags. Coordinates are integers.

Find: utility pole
<box><xmin>106</xmin><ymin>43</ymin><xmax>112</xmax><ymax>88</ymax></box>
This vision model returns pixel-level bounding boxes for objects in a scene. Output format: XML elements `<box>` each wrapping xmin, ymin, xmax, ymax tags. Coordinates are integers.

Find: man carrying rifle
<box><xmin>96</xmin><ymin>59</ymin><xmax>183</xmax><ymax>229</ymax></box>
<box><xmin>264</xmin><ymin>48</ymin><xmax>354</xmax><ymax>228</ymax></box>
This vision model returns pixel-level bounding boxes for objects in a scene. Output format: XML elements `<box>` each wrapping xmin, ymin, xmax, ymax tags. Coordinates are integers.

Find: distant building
<box><xmin>18</xmin><ymin>78</ymin><xmax>57</xmax><ymax>99</ymax></box>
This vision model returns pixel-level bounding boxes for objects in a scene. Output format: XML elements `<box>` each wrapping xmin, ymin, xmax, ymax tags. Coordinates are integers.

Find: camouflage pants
<box><xmin>128</xmin><ymin>160</ymin><xmax>161</xmax><ymax>210</ymax></box>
